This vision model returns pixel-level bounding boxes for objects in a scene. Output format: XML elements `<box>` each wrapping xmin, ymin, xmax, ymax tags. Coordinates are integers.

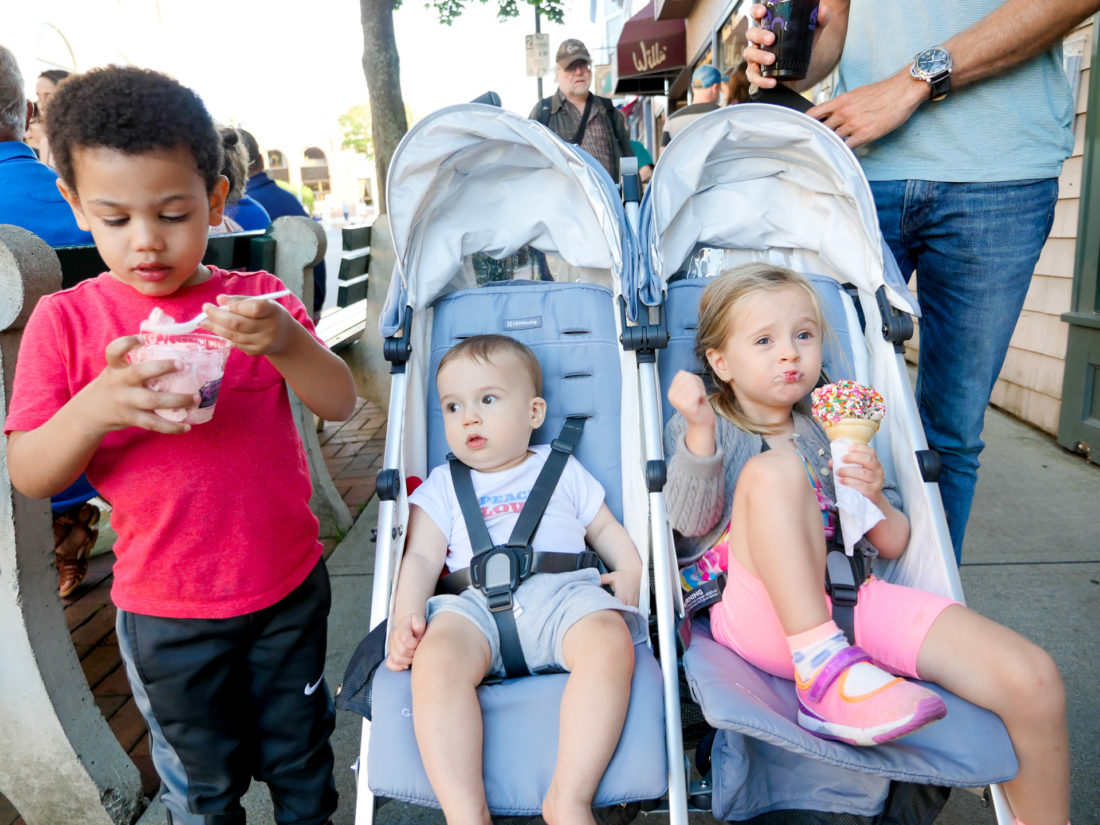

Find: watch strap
<box><xmin>928</xmin><ymin>72</ymin><xmax>950</xmax><ymax>101</ymax></box>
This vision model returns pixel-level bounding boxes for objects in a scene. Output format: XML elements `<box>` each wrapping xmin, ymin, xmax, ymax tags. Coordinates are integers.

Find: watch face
<box><xmin>915</xmin><ymin>48</ymin><xmax>951</xmax><ymax>76</ymax></box>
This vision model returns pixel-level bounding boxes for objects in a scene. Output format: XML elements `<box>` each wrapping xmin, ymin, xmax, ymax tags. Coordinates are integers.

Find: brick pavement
<box><xmin>0</xmin><ymin>397</ymin><xmax>386</xmax><ymax>825</ymax></box>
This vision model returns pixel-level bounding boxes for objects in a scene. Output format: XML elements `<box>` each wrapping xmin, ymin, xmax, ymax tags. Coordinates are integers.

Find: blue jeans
<box><xmin>870</xmin><ymin>178</ymin><xmax>1058</xmax><ymax>562</ymax></box>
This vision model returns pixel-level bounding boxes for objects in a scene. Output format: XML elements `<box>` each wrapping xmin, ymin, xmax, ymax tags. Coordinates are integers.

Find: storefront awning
<box><xmin>613</xmin><ymin>2</ymin><xmax>687</xmax><ymax>96</ymax></box>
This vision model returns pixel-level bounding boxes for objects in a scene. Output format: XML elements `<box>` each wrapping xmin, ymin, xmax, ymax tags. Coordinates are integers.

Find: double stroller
<box><xmin>347</xmin><ymin>102</ymin><xmax>1021</xmax><ymax>824</ymax></box>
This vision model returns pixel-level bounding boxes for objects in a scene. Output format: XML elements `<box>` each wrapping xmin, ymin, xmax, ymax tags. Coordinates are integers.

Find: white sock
<box><xmin>788</xmin><ymin>621</ymin><xmax>848</xmax><ymax>683</ymax></box>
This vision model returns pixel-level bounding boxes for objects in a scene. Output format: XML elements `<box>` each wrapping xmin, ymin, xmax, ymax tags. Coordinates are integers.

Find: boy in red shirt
<box><xmin>4</xmin><ymin>66</ymin><xmax>356</xmax><ymax>825</ymax></box>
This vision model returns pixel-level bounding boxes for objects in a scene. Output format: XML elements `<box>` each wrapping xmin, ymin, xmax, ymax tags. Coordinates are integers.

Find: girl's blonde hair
<box><xmin>695</xmin><ymin>263</ymin><xmax>828</xmax><ymax>435</ymax></box>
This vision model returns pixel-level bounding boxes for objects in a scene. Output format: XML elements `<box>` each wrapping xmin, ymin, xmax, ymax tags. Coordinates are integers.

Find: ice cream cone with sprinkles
<box><xmin>810</xmin><ymin>380</ymin><xmax>885</xmax><ymax>444</ymax></box>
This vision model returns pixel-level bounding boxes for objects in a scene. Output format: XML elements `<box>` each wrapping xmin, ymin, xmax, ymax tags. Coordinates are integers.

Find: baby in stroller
<box><xmin>663</xmin><ymin>264</ymin><xmax>1070</xmax><ymax>825</ymax></box>
<box><xmin>386</xmin><ymin>333</ymin><xmax>648</xmax><ymax>825</ymax></box>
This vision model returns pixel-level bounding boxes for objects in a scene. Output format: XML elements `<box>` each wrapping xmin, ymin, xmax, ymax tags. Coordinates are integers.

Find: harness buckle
<box><xmin>470</xmin><ymin>544</ymin><xmax>533</xmax><ymax>611</ymax></box>
<box><xmin>575</xmin><ymin>549</ymin><xmax>601</xmax><ymax>572</ymax></box>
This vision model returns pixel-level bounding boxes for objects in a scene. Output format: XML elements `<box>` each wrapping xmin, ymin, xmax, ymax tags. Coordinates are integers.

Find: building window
<box><xmin>302</xmin><ymin>147</ymin><xmax>330</xmax><ymax>196</ymax></box>
<box><xmin>719</xmin><ymin>12</ymin><xmax>747</xmax><ymax>77</ymax></box>
<box><xmin>267</xmin><ymin>149</ymin><xmax>289</xmax><ymax>183</ymax></box>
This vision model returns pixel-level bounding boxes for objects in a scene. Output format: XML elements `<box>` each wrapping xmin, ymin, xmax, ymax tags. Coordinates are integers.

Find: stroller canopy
<box><xmin>641</xmin><ymin>104</ymin><xmax>916</xmax><ymax>315</ymax></box>
<box><xmin>381</xmin><ymin>104</ymin><xmax>648</xmax><ymax>336</ymax></box>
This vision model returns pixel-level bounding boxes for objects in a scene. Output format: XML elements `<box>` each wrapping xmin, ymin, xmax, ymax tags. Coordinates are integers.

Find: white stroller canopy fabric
<box><xmin>380</xmin><ymin>104</ymin><xmax>643</xmax><ymax>336</ymax></box>
<box><xmin>641</xmin><ymin>104</ymin><xmax>917</xmax><ymax>315</ymax></box>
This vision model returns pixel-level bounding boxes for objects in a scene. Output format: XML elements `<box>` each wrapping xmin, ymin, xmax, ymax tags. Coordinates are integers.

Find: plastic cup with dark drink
<box><xmin>758</xmin><ymin>0</ymin><xmax>820</xmax><ymax>82</ymax></box>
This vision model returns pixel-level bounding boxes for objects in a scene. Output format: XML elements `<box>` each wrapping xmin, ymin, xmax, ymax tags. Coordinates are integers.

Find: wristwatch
<box><xmin>910</xmin><ymin>46</ymin><xmax>953</xmax><ymax>101</ymax></box>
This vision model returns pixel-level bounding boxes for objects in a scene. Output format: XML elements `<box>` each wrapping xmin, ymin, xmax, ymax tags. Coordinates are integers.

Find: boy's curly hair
<box><xmin>47</xmin><ymin>66</ymin><xmax>223</xmax><ymax>193</ymax></box>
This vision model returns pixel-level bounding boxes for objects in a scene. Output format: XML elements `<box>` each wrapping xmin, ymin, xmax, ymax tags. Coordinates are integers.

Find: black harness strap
<box><xmin>510</xmin><ymin>416</ymin><xmax>585</xmax><ymax>546</ymax></box>
<box><xmin>448</xmin><ymin>416</ymin><xmax>588</xmax><ymax>679</ymax></box>
<box><xmin>825</xmin><ymin>549</ymin><xmax>865</xmax><ymax>645</ymax></box>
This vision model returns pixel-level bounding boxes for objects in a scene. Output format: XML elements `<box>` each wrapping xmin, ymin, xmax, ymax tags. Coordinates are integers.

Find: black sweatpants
<box><xmin>116</xmin><ymin>559</ymin><xmax>337</xmax><ymax>825</ymax></box>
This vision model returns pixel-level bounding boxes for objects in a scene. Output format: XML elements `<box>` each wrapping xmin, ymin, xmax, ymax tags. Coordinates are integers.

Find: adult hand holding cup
<box><xmin>746</xmin><ymin>1</ymin><xmax>823</xmax><ymax>86</ymax></box>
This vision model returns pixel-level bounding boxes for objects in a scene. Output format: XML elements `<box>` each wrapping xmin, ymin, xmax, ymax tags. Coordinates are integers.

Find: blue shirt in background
<box><xmin>225</xmin><ymin>195</ymin><xmax>271</xmax><ymax>231</ymax></box>
<box><xmin>0</xmin><ymin>141</ymin><xmax>92</xmax><ymax>246</ymax></box>
<box><xmin>245</xmin><ymin>171</ymin><xmax>326</xmax><ymax>311</ymax></box>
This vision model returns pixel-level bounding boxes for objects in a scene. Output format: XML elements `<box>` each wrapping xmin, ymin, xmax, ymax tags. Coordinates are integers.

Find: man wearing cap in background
<box><xmin>661</xmin><ymin>65</ymin><xmax>725</xmax><ymax>146</ymax></box>
<box><xmin>531</xmin><ymin>38</ymin><xmax>633</xmax><ymax>181</ymax></box>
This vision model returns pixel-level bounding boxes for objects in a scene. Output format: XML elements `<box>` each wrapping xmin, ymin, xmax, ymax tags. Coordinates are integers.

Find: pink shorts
<box><xmin>709</xmin><ymin>552</ymin><xmax>958</xmax><ymax>681</ymax></box>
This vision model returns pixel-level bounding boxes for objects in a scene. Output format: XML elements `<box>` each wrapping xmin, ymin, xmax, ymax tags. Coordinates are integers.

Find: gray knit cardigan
<box><xmin>663</xmin><ymin>409</ymin><xmax>903</xmax><ymax>565</ymax></box>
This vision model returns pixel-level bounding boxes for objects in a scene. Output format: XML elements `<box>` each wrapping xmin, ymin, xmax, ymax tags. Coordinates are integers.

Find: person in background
<box><xmin>662</xmin><ymin>65</ymin><xmax>724</xmax><ymax>146</ymax></box>
<box><xmin>239</xmin><ymin>128</ymin><xmax>326</xmax><ymax>314</ymax></box>
<box><xmin>24</xmin><ymin>102</ymin><xmax>45</xmax><ymax>157</ymax></box>
<box><xmin>214</xmin><ymin>126</ymin><xmax>270</xmax><ymax>233</ymax></box>
<box><xmin>745</xmin><ymin>0</ymin><xmax>1100</xmax><ymax>563</ymax></box>
<box><xmin>530</xmin><ymin>38</ymin><xmax>634</xmax><ymax>181</ymax></box>
<box><xmin>33</xmin><ymin>68</ymin><xmax>69</xmax><ymax>169</ymax></box>
<box><xmin>0</xmin><ymin>46</ymin><xmax>99</xmax><ymax>598</ymax></box>
<box><xmin>630</xmin><ymin>139</ymin><xmax>654</xmax><ymax>185</ymax></box>
<box><xmin>0</xmin><ymin>51</ymin><xmax>85</xmax><ymax>244</ymax></box>
<box><xmin>726</xmin><ymin>60</ymin><xmax>751</xmax><ymax>105</ymax></box>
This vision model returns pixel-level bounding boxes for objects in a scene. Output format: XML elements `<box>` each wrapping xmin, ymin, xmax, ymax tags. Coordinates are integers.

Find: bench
<box><xmin>315</xmin><ymin>222</ymin><xmax>371</xmax><ymax>352</ymax></box>
<box><xmin>56</xmin><ymin>228</ymin><xmax>277</xmax><ymax>290</ymax></box>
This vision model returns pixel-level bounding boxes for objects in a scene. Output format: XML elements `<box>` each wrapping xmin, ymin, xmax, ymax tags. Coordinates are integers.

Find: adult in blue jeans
<box><xmin>746</xmin><ymin>0</ymin><xmax>1100</xmax><ymax>562</ymax></box>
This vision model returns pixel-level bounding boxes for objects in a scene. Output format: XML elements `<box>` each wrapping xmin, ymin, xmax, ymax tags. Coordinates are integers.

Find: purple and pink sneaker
<box><xmin>795</xmin><ymin>646</ymin><xmax>947</xmax><ymax>746</ymax></box>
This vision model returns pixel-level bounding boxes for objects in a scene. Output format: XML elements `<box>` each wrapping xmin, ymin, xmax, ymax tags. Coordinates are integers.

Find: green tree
<box><xmin>357</xmin><ymin>0</ymin><xmax>565</xmax><ymax>213</ymax></box>
<box><xmin>338</xmin><ymin>102</ymin><xmax>415</xmax><ymax>160</ymax></box>
<box><xmin>338</xmin><ymin>104</ymin><xmax>373</xmax><ymax>158</ymax></box>
<box><xmin>275</xmin><ymin>179</ymin><xmax>315</xmax><ymax>214</ymax></box>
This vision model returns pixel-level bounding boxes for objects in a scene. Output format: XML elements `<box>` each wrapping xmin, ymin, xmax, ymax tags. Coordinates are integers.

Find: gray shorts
<box><xmin>425</xmin><ymin>567</ymin><xmax>648</xmax><ymax>678</ymax></box>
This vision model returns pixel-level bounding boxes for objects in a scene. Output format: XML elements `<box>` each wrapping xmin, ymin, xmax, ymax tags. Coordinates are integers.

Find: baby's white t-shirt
<box><xmin>410</xmin><ymin>444</ymin><xmax>605</xmax><ymax>572</ymax></box>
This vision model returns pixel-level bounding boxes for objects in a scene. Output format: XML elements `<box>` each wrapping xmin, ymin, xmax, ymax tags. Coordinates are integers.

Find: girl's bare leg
<box><xmin>410</xmin><ymin>612</ymin><xmax>494</xmax><ymax>825</ymax></box>
<box><xmin>728</xmin><ymin>449</ymin><xmax>946</xmax><ymax>746</ymax></box>
<box><xmin>728</xmin><ymin>449</ymin><xmax>830</xmax><ymax>635</ymax></box>
<box><xmin>917</xmin><ymin>606</ymin><xmax>1069</xmax><ymax>825</ymax></box>
<box><xmin>542</xmin><ymin>610</ymin><xmax>635</xmax><ymax>825</ymax></box>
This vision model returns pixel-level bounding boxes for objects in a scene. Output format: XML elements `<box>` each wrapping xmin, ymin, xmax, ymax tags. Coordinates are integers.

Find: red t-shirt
<box><xmin>5</xmin><ymin>267</ymin><xmax>324</xmax><ymax>619</ymax></box>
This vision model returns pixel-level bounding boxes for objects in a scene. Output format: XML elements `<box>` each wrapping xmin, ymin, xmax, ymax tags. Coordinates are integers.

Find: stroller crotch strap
<box><xmin>446</xmin><ymin>416</ymin><xmax>596</xmax><ymax>678</ymax></box>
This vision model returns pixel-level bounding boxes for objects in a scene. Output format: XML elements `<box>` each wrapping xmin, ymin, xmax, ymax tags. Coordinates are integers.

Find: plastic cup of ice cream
<box><xmin>129</xmin><ymin>332</ymin><xmax>232</xmax><ymax>424</ymax></box>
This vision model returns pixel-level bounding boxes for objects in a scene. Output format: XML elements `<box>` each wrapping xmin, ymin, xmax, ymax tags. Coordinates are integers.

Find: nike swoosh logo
<box><xmin>304</xmin><ymin>674</ymin><xmax>325</xmax><ymax>696</ymax></box>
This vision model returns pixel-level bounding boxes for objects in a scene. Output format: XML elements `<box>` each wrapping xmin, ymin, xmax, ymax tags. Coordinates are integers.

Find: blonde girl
<box><xmin>663</xmin><ymin>263</ymin><xmax>1069</xmax><ymax>825</ymax></box>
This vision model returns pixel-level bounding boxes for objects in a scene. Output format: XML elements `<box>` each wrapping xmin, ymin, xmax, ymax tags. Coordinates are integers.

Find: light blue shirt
<box><xmin>836</xmin><ymin>0</ymin><xmax>1074</xmax><ymax>183</ymax></box>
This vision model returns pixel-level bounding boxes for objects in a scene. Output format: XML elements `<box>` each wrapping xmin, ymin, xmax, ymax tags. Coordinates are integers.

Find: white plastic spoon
<box><xmin>140</xmin><ymin>289</ymin><xmax>293</xmax><ymax>335</ymax></box>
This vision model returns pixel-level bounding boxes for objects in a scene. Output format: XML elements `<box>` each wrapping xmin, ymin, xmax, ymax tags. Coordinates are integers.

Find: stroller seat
<box><xmin>366</xmin><ymin>279</ymin><xmax>668</xmax><ymax>814</ymax></box>
<box><xmin>659</xmin><ymin>272</ymin><xmax>1018</xmax><ymax>819</ymax></box>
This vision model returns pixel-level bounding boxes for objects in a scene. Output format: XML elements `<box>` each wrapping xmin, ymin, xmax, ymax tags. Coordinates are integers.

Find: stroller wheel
<box><xmin>594</xmin><ymin>801</ymin><xmax>641</xmax><ymax>825</ymax></box>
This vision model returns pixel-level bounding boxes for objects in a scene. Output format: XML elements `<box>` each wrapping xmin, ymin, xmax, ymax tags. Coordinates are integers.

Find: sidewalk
<box><xmin>4</xmin><ymin>400</ymin><xmax>1096</xmax><ymax>825</ymax></box>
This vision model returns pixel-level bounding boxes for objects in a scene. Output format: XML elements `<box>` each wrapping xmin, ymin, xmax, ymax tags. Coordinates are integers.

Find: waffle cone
<box><xmin>822</xmin><ymin>418</ymin><xmax>879</xmax><ymax>444</ymax></box>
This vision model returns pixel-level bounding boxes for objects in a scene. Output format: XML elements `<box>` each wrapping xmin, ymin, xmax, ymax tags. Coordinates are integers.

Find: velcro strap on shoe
<box><xmin>806</xmin><ymin>645</ymin><xmax>873</xmax><ymax>704</ymax></box>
